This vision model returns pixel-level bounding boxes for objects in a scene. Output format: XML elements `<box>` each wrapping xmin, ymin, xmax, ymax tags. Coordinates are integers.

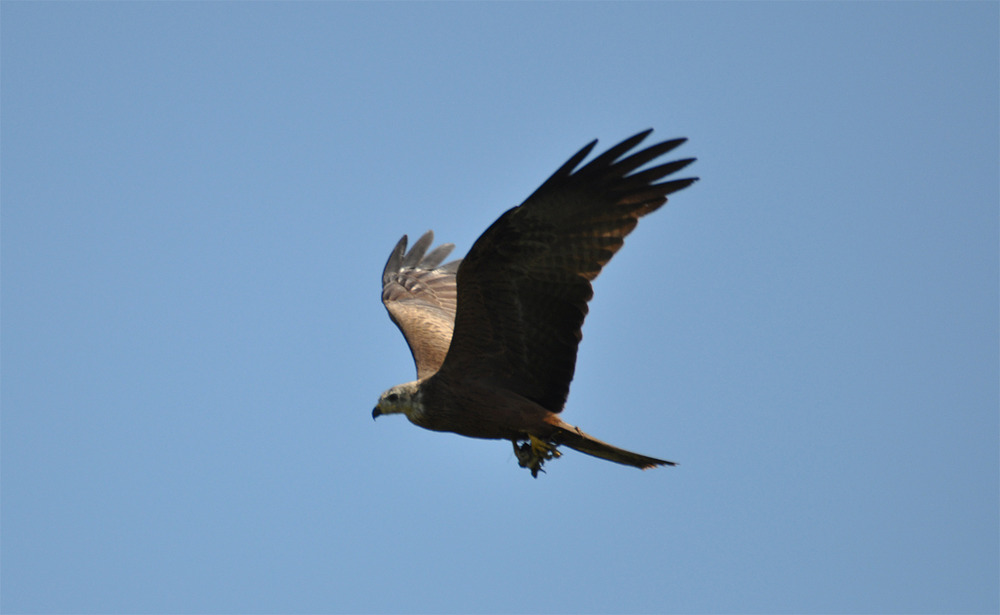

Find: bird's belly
<box><xmin>416</xmin><ymin>383</ymin><xmax>556</xmax><ymax>441</ymax></box>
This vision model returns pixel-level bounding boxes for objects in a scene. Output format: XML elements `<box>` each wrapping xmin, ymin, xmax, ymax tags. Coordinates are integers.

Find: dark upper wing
<box><xmin>381</xmin><ymin>231</ymin><xmax>462</xmax><ymax>380</ymax></box>
<box><xmin>435</xmin><ymin>130</ymin><xmax>697</xmax><ymax>412</ymax></box>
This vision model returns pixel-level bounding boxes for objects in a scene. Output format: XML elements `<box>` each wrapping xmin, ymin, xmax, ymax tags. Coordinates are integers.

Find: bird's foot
<box><xmin>513</xmin><ymin>435</ymin><xmax>562</xmax><ymax>478</ymax></box>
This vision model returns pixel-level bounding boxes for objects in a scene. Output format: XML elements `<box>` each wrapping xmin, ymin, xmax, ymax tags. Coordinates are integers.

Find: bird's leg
<box><xmin>531</xmin><ymin>434</ymin><xmax>562</xmax><ymax>461</ymax></box>
<box><xmin>512</xmin><ymin>435</ymin><xmax>562</xmax><ymax>478</ymax></box>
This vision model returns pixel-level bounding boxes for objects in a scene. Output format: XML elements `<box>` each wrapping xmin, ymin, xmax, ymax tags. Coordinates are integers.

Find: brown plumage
<box><xmin>374</xmin><ymin>130</ymin><xmax>697</xmax><ymax>476</ymax></box>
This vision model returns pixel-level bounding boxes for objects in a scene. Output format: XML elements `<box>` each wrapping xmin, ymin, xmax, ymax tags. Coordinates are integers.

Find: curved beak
<box><xmin>372</xmin><ymin>406</ymin><xmax>382</xmax><ymax>420</ymax></box>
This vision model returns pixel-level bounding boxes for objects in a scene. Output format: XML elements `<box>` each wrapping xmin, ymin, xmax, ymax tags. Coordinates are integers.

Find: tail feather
<box><xmin>553</xmin><ymin>426</ymin><xmax>675</xmax><ymax>470</ymax></box>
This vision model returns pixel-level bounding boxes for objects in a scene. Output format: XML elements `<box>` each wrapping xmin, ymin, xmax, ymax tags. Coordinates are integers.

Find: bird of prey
<box><xmin>373</xmin><ymin>130</ymin><xmax>697</xmax><ymax>476</ymax></box>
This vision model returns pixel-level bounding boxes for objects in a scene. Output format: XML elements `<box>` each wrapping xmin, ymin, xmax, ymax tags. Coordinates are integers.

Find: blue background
<box><xmin>3</xmin><ymin>3</ymin><xmax>997</xmax><ymax>613</ymax></box>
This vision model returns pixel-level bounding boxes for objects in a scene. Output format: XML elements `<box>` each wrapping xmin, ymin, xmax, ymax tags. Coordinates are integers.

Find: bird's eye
<box><xmin>387</xmin><ymin>393</ymin><xmax>399</xmax><ymax>403</ymax></box>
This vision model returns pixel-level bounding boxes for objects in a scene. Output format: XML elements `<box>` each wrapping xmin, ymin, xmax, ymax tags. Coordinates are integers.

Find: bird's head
<box><xmin>372</xmin><ymin>381</ymin><xmax>423</xmax><ymax>422</ymax></box>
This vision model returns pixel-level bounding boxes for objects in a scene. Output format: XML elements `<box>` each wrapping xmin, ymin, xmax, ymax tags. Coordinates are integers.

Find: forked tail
<box><xmin>553</xmin><ymin>426</ymin><xmax>675</xmax><ymax>470</ymax></box>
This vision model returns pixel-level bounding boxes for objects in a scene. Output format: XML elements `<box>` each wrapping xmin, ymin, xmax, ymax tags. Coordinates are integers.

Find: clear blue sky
<box><xmin>3</xmin><ymin>3</ymin><xmax>997</xmax><ymax>613</ymax></box>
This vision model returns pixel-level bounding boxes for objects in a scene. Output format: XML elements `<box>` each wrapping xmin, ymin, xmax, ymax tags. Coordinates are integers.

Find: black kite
<box><xmin>373</xmin><ymin>130</ymin><xmax>697</xmax><ymax>476</ymax></box>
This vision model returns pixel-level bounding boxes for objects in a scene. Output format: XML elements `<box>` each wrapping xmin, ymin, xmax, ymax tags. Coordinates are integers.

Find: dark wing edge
<box><xmin>439</xmin><ymin>130</ymin><xmax>698</xmax><ymax>411</ymax></box>
<box><xmin>381</xmin><ymin>231</ymin><xmax>462</xmax><ymax>380</ymax></box>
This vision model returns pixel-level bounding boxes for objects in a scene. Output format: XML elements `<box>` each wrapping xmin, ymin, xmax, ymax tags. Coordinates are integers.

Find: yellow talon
<box><xmin>513</xmin><ymin>435</ymin><xmax>561</xmax><ymax>477</ymax></box>
<box><xmin>531</xmin><ymin>435</ymin><xmax>561</xmax><ymax>460</ymax></box>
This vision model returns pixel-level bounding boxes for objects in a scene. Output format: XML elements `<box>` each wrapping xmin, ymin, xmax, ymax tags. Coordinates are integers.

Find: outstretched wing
<box><xmin>436</xmin><ymin>130</ymin><xmax>697</xmax><ymax>412</ymax></box>
<box><xmin>382</xmin><ymin>231</ymin><xmax>462</xmax><ymax>380</ymax></box>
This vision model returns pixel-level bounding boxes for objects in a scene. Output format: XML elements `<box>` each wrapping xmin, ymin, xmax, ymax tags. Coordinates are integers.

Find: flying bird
<box><xmin>373</xmin><ymin>130</ymin><xmax>697</xmax><ymax>476</ymax></box>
